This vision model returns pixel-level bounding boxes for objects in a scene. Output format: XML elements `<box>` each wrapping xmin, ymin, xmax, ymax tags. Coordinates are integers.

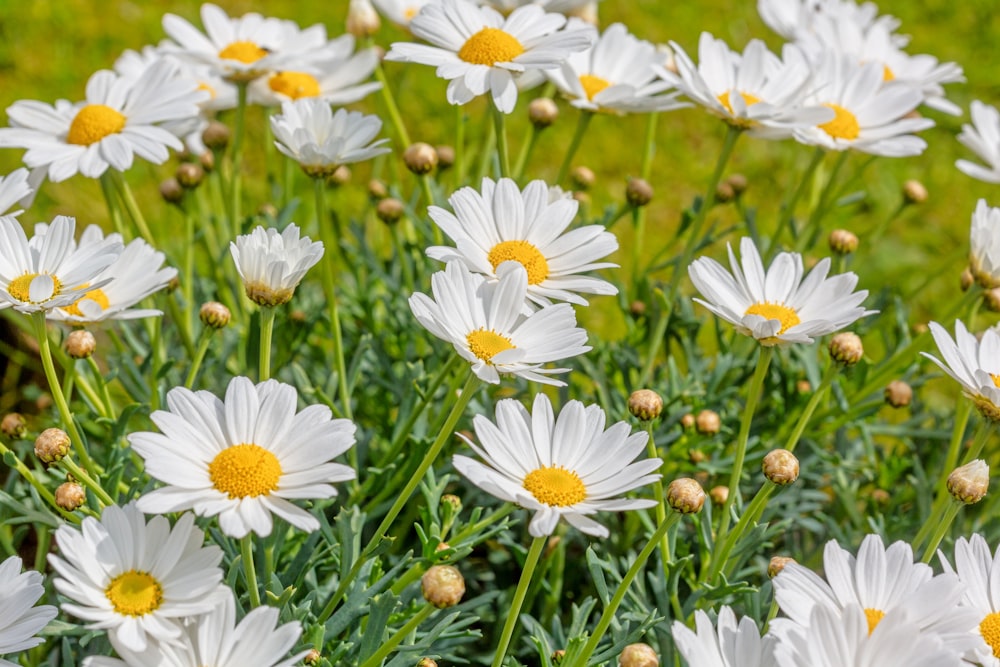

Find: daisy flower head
<box><xmin>939</xmin><ymin>534</ymin><xmax>1000</xmax><ymax>665</ymax></box>
<box><xmin>452</xmin><ymin>393</ymin><xmax>661</xmax><ymax>537</ymax></box>
<box><xmin>957</xmin><ymin>101</ymin><xmax>1000</xmax><ymax>184</ymax></box>
<box><xmin>688</xmin><ymin>237</ymin><xmax>875</xmax><ymax>346</ymax></box>
<box><xmin>409</xmin><ymin>261</ymin><xmax>591</xmax><ymax>385</ymax></box>
<box><xmin>426</xmin><ymin>177</ymin><xmax>618</xmax><ymax>306</ymax></box>
<box><xmin>270</xmin><ymin>99</ymin><xmax>391</xmax><ymax>178</ymax></box>
<box><xmin>230</xmin><ymin>223</ymin><xmax>324</xmax><ymax>307</ymax></box>
<box><xmin>477</xmin><ymin>0</ymin><xmax>597</xmax><ymax>16</ymax></box>
<box><xmin>0</xmin><ymin>59</ymin><xmax>208</xmax><ymax>183</ymax></box>
<box><xmin>758</xmin><ymin>0</ymin><xmax>900</xmax><ymax>43</ymax></box>
<box><xmin>922</xmin><ymin>320</ymin><xmax>1000</xmax><ymax>422</ymax></box>
<box><xmin>130</xmin><ymin>376</ymin><xmax>357</xmax><ymax>539</ymax></box>
<box><xmin>546</xmin><ymin>22</ymin><xmax>687</xmax><ymax>114</ymax></box>
<box><xmin>373</xmin><ymin>0</ymin><xmax>437</xmax><ymax>28</ymax></box>
<box><xmin>0</xmin><ymin>555</ymin><xmax>57</xmax><ymax>664</ymax></box>
<box><xmin>672</xmin><ymin>606</ymin><xmax>776</xmax><ymax>667</ymax></box>
<box><xmin>969</xmin><ymin>200</ymin><xmax>1000</xmax><ymax>289</ymax></box>
<box><xmin>49</xmin><ymin>504</ymin><xmax>225</xmax><ymax>653</ymax></box>
<box><xmin>0</xmin><ymin>168</ymin><xmax>34</xmax><ymax>217</ymax></box>
<box><xmin>384</xmin><ymin>0</ymin><xmax>595</xmax><ymax>113</ymax></box>
<box><xmin>0</xmin><ymin>215</ymin><xmax>122</xmax><ymax>315</ymax></box>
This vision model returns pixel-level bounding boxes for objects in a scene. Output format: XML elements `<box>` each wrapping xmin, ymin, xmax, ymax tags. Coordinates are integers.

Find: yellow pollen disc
<box><xmin>404</xmin><ymin>6</ymin><xmax>418</xmax><ymax>19</ymax></box>
<box><xmin>863</xmin><ymin>608</ymin><xmax>885</xmax><ymax>635</ymax></box>
<box><xmin>487</xmin><ymin>240</ymin><xmax>549</xmax><ymax>285</ymax></box>
<box><xmin>66</xmin><ymin>104</ymin><xmax>126</xmax><ymax>146</ymax></box>
<box><xmin>209</xmin><ymin>444</ymin><xmax>282</xmax><ymax>499</ymax></box>
<box><xmin>523</xmin><ymin>466</ymin><xmax>587</xmax><ymax>507</ymax></box>
<box><xmin>744</xmin><ymin>302</ymin><xmax>801</xmax><ymax>334</ymax></box>
<box><xmin>818</xmin><ymin>103</ymin><xmax>860</xmax><ymax>140</ymax></box>
<box><xmin>717</xmin><ymin>90</ymin><xmax>762</xmax><ymax>114</ymax></box>
<box><xmin>268</xmin><ymin>71</ymin><xmax>322</xmax><ymax>100</ymax></box>
<box><xmin>197</xmin><ymin>81</ymin><xmax>217</xmax><ymax>100</ymax></box>
<box><xmin>7</xmin><ymin>273</ymin><xmax>61</xmax><ymax>303</ymax></box>
<box><xmin>458</xmin><ymin>28</ymin><xmax>525</xmax><ymax>66</ymax></box>
<box><xmin>105</xmin><ymin>570</ymin><xmax>163</xmax><ymax>616</ymax></box>
<box><xmin>882</xmin><ymin>64</ymin><xmax>895</xmax><ymax>81</ymax></box>
<box><xmin>579</xmin><ymin>74</ymin><xmax>611</xmax><ymax>101</ymax></box>
<box><xmin>991</xmin><ymin>374</ymin><xmax>1000</xmax><ymax>389</ymax></box>
<box><xmin>980</xmin><ymin>612</ymin><xmax>1000</xmax><ymax>657</ymax></box>
<box><xmin>466</xmin><ymin>328</ymin><xmax>515</xmax><ymax>364</ymax></box>
<box><xmin>218</xmin><ymin>40</ymin><xmax>268</xmax><ymax>64</ymax></box>
<box><xmin>63</xmin><ymin>285</ymin><xmax>110</xmax><ymax>317</ymax></box>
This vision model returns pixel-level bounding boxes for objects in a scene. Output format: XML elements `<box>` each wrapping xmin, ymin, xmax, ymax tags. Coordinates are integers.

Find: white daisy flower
<box><xmin>0</xmin><ymin>60</ymin><xmax>207</xmax><ymax>183</ymax></box>
<box><xmin>939</xmin><ymin>534</ymin><xmax>1000</xmax><ymax>665</ymax></box>
<box><xmin>922</xmin><ymin>320</ymin><xmax>1000</xmax><ymax>422</ymax></box>
<box><xmin>452</xmin><ymin>392</ymin><xmax>661</xmax><ymax>537</ymax></box>
<box><xmin>545</xmin><ymin>22</ymin><xmax>686</xmax><ymax>114</ymax></box>
<box><xmin>477</xmin><ymin>0</ymin><xmax>597</xmax><ymax>16</ymax></box>
<box><xmin>792</xmin><ymin>52</ymin><xmax>933</xmax><ymax>156</ymax></box>
<box><xmin>49</xmin><ymin>504</ymin><xmax>225</xmax><ymax>653</ymax></box>
<box><xmin>373</xmin><ymin>0</ymin><xmax>437</xmax><ymax>27</ymax></box>
<box><xmin>384</xmin><ymin>0</ymin><xmax>595</xmax><ymax>113</ymax></box>
<box><xmin>0</xmin><ymin>215</ymin><xmax>122</xmax><ymax>315</ymax></box>
<box><xmin>0</xmin><ymin>555</ymin><xmax>57</xmax><ymax>665</ymax></box>
<box><xmin>269</xmin><ymin>99</ymin><xmax>391</xmax><ymax>178</ymax></box>
<box><xmin>426</xmin><ymin>177</ymin><xmax>618</xmax><ymax>306</ymax></box>
<box><xmin>409</xmin><ymin>260</ymin><xmax>591</xmax><ymax>385</ymax></box>
<box><xmin>82</xmin><ymin>590</ymin><xmax>308</xmax><ymax>667</ymax></box>
<box><xmin>758</xmin><ymin>0</ymin><xmax>900</xmax><ymax>43</ymax></box>
<box><xmin>0</xmin><ymin>169</ymin><xmax>34</xmax><ymax>217</ymax></box>
<box><xmin>230</xmin><ymin>223</ymin><xmax>324</xmax><ymax>307</ymax></box>
<box><xmin>660</xmin><ymin>33</ymin><xmax>833</xmax><ymax>138</ymax></box>
<box><xmin>957</xmin><ymin>101</ymin><xmax>1000</xmax><ymax>184</ymax></box>
<box><xmin>969</xmin><ymin>200</ymin><xmax>1000</xmax><ymax>289</ymax></box>
<box><xmin>130</xmin><ymin>376</ymin><xmax>357</xmax><ymax>539</ymax></box>
<box><xmin>688</xmin><ymin>237</ymin><xmax>874</xmax><ymax>346</ymax></box>
<box><xmin>672</xmin><ymin>606</ymin><xmax>775</xmax><ymax>667</ymax></box>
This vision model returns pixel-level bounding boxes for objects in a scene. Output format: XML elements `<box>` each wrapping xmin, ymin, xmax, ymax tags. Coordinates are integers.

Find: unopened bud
<box><xmin>368</xmin><ymin>179</ymin><xmax>388</xmax><ymax>200</ymax></box>
<box><xmin>376</xmin><ymin>198</ymin><xmax>405</xmax><ymax>225</ymax></box>
<box><xmin>762</xmin><ymin>449</ymin><xmax>799</xmax><ymax>485</ymax></box>
<box><xmin>435</xmin><ymin>145</ymin><xmax>455</xmax><ymax>170</ymax></box>
<box><xmin>199</xmin><ymin>301</ymin><xmax>231</xmax><ymax>329</ymax></box>
<box><xmin>695</xmin><ymin>409</ymin><xmax>720</xmax><ymax>435</ymax></box>
<box><xmin>159</xmin><ymin>178</ymin><xmax>184</xmax><ymax>204</ymax></box>
<box><xmin>421</xmin><ymin>565</ymin><xmax>465</xmax><ymax>608</ymax></box>
<box><xmin>768</xmin><ymin>556</ymin><xmax>796</xmax><ymax>578</ymax></box>
<box><xmin>1</xmin><ymin>413</ymin><xmax>26</xmax><ymax>439</ymax></box>
<box><xmin>65</xmin><ymin>330</ymin><xmax>96</xmax><ymax>359</ymax></box>
<box><xmin>441</xmin><ymin>494</ymin><xmax>462</xmax><ymax>513</ymax></box>
<box><xmin>347</xmin><ymin>0</ymin><xmax>381</xmax><ymax>37</ymax></box>
<box><xmin>528</xmin><ymin>98</ymin><xmax>559</xmax><ymax>128</ymax></box>
<box><xmin>619</xmin><ymin>642</ymin><xmax>658</xmax><ymax>667</ymax></box>
<box><xmin>303</xmin><ymin>648</ymin><xmax>322</xmax><ymax>666</ymax></box>
<box><xmin>551</xmin><ymin>650</ymin><xmax>567</xmax><ymax>664</ymax></box>
<box><xmin>34</xmin><ymin>428</ymin><xmax>71</xmax><ymax>464</ymax></box>
<box><xmin>796</xmin><ymin>379</ymin><xmax>812</xmax><ymax>394</ymax></box>
<box><xmin>667</xmin><ymin>478</ymin><xmax>705</xmax><ymax>514</ymax></box>
<box><xmin>828</xmin><ymin>229</ymin><xmax>859</xmax><ymax>255</ymax></box>
<box><xmin>680</xmin><ymin>413</ymin><xmax>695</xmax><ymax>430</ymax></box>
<box><xmin>948</xmin><ymin>459</ymin><xmax>989</xmax><ymax>504</ymax></box>
<box><xmin>403</xmin><ymin>143</ymin><xmax>438</xmax><ymax>175</ymax></box>
<box><xmin>715</xmin><ymin>181</ymin><xmax>735</xmax><ymax>203</ymax></box>
<box><xmin>202</xmin><ymin>121</ymin><xmax>231</xmax><ymax>151</ymax></box>
<box><xmin>55</xmin><ymin>482</ymin><xmax>86</xmax><ymax>511</ymax></box>
<box><xmin>961</xmin><ymin>267</ymin><xmax>975</xmax><ymax>292</ymax></box>
<box><xmin>689</xmin><ymin>449</ymin><xmax>707</xmax><ymax>464</ymax></box>
<box><xmin>329</xmin><ymin>165</ymin><xmax>351</xmax><ymax>186</ymax></box>
<box><xmin>572</xmin><ymin>191</ymin><xmax>591</xmax><ymax>206</ymax></box>
<box><xmin>629</xmin><ymin>300</ymin><xmax>646</xmax><ymax>318</ymax></box>
<box><xmin>417</xmin><ymin>659</ymin><xmax>439</xmax><ymax>667</ymax></box>
<box><xmin>985</xmin><ymin>288</ymin><xmax>1000</xmax><ymax>313</ymax></box>
<box><xmin>199</xmin><ymin>150</ymin><xmax>215</xmax><ymax>172</ymax></box>
<box><xmin>829</xmin><ymin>332</ymin><xmax>863</xmax><ymax>365</ymax></box>
<box><xmin>871</xmin><ymin>488</ymin><xmax>890</xmax><ymax>504</ymax></box>
<box><xmin>726</xmin><ymin>173</ymin><xmax>748</xmax><ymax>195</ymax></box>
<box><xmin>903</xmin><ymin>179</ymin><xmax>928</xmax><ymax>205</ymax></box>
<box><xmin>626</xmin><ymin>178</ymin><xmax>654</xmax><ymax>207</ymax></box>
<box><xmin>709</xmin><ymin>485</ymin><xmax>728</xmax><ymax>505</ymax></box>
<box><xmin>176</xmin><ymin>162</ymin><xmax>204</xmax><ymax>189</ymax></box>
<box><xmin>884</xmin><ymin>380</ymin><xmax>912</xmax><ymax>408</ymax></box>
<box><xmin>571</xmin><ymin>166</ymin><xmax>595</xmax><ymax>190</ymax></box>
<box><xmin>628</xmin><ymin>389</ymin><xmax>663</xmax><ymax>421</ymax></box>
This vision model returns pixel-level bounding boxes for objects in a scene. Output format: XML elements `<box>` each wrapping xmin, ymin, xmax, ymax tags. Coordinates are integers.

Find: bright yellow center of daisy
<box><xmin>269</xmin><ymin>71</ymin><xmax>321</xmax><ymax>100</ymax></box>
<box><xmin>487</xmin><ymin>240</ymin><xmax>549</xmax><ymax>285</ymax></box>
<box><xmin>67</xmin><ymin>104</ymin><xmax>126</xmax><ymax>146</ymax></box>
<box><xmin>744</xmin><ymin>302</ymin><xmax>800</xmax><ymax>334</ymax></box>
<box><xmin>198</xmin><ymin>81</ymin><xmax>217</xmax><ymax>100</ymax></box>
<box><xmin>819</xmin><ymin>103</ymin><xmax>860</xmax><ymax>140</ymax></box>
<box><xmin>62</xmin><ymin>285</ymin><xmax>110</xmax><ymax>317</ymax></box>
<box><xmin>404</xmin><ymin>6</ymin><xmax>419</xmax><ymax>19</ymax></box>
<box><xmin>991</xmin><ymin>374</ymin><xmax>1000</xmax><ymax>388</ymax></box>
<box><xmin>579</xmin><ymin>74</ymin><xmax>611</xmax><ymax>101</ymax></box>
<box><xmin>105</xmin><ymin>570</ymin><xmax>163</xmax><ymax>616</ymax></box>
<box><xmin>458</xmin><ymin>28</ymin><xmax>525</xmax><ymax>65</ymax></box>
<box><xmin>882</xmin><ymin>65</ymin><xmax>895</xmax><ymax>81</ymax></box>
<box><xmin>864</xmin><ymin>608</ymin><xmax>885</xmax><ymax>635</ymax></box>
<box><xmin>980</xmin><ymin>612</ymin><xmax>1000</xmax><ymax>657</ymax></box>
<box><xmin>7</xmin><ymin>273</ymin><xmax>60</xmax><ymax>303</ymax></box>
<box><xmin>466</xmin><ymin>328</ymin><xmax>515</xmax><ymax>363</ymax></box>
<box><xmin>717</xmin><ymin>91</ymin><xmax>761</xmax><ymax>114</ymax></box>
<box><xmin>209</xmin><ymin>444</ymin><xmax>282</xmax><ymax>499</ymax></box>
<box><xmin>523</xmin><ymin>466</ymin><xmax>586</xmax><ymax>506</ymax></box>
<box><xmin>219</xmin><ymin>40</ymin><xmax>268</xmax><ymax>64</ymax></box>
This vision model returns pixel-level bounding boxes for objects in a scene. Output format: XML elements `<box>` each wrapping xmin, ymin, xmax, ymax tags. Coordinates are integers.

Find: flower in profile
<box><xmin>688</xmin><ymin>237</ymin><xmax>874</xmax><ymax>346</ymax></box>
<box><xmin>372</xmin><ymin>0</ymin><xmax>435</xmax><ymax>28</ymax></box>
<box><xmin>0</xmin><ymin>168</ymin><xmax>35</xmax><ymax>216</ymax></box>
<box><xmin>922</xmin><ymin>321</ymin><xmax>1000</xmax><ymax>422</ymax></box>
<box><xmin>969</xmin><ymin>200</ymin><xmax>1000</xmax><ymax>288</ymax></box>
<box><xmin>939</xmin><ymin>534</ymin><xmax>1000</xmax><ymax>665</ymax></box>
<box><xmin>0</xmin><ymin>556</ymin><xmax>57</xmax><ymax>662</ymax></box>
<box><xmin>0</xmin><ymin>216</ymin><xmax>122</xmax><ymax>314</ymax></box>
<box><xmin>131</xmin><ymin>376</ymin><xmax>357</xmax><ymax>539</ymax></box>
<box><xmin>49</xmin><ymin>504</ymin><xmax>225</xmax><ymax>653</ymax></box>
<box><xmin>384</xmin><ymin>0</ymin><xmax>594</xmax><ymax>113</ymax></box>
<box><xmin>452</xmin><ymin>393</ymin><xmax>661</xmax><ymax>537</ymax></box>
<box><xmin>957</xmin><ymin>101</ymin><xmax>1000</xmax><ymax>184</ymax></box>
<box><xmin>230</xmin><ymin>224</ymin><xmax>324</xmax><ymax>307</ymax></box>
<box><xmin>426</xmin><ymin>177</ymin><xmax>618</xmax><ymax>306</ymax></box>
<box><xmin>270</xmin><ymin>99</ymin><xmax>391</xmax><ymax>178</ymax></box>
<box><xmin>672</xmin><ymin>606</ymin><xmax>775</xmax><ymax>667</ymax></box>
<box><xmin>0</xmin><ymin>60</ymin><xmax>207</xmax><ymax>183</ymax></box>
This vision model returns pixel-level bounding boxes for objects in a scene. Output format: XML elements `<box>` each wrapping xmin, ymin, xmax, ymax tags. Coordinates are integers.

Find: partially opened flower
<box><xmin>688</xmin><ymin>237</ymin><xmax>874</xmax><ymax>346</ymax></box>
<box><xmin>922</xmin><ymin>321</ymin><xmax>1000</xmax><ymax>422</ymax></box>
<box><xmin>0</xmin><ymin>556</ymin><xmax>57</xmax><ymax>664</ymax></box>
<box><xmin>230</xmin><ymin>224</ymin><xmax>324</xmax><ymax>307</ymax></box>
<box><xmin>957</xmin><ymin>101</ymin><xmax>1000</xmax><ymax>184</ymax></box>
<box><xmin>939</xmin><ymin>534</ymin><xmax>1000</xmax><ymax>665</ymax></box>
<box><xmin>969</xmin><ymin>200</ymin><xmax>1000</xmax><ymax>288</ymax></box>
<box><xmin>426</xmin><ymin>177</ymin><xmax>618</xmax><ymax>306</ymax></box>
<box><xmin>672</xmin><ymin>606</ymin><xmax>775</xmax><ymax>667</ymax></box>
<box><xmin>452</xmin><ymin>393</ymin><xmax>661</xmax><ymax>537</ymax></box>
<box><xmin>131</xmin><ymin>376</ymin><xmax>357</xmax><ymax>539</ymax></box>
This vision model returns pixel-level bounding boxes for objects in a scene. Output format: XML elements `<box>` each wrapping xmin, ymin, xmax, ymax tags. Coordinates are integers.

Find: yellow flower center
<box><xmin>818</xmin><ymin>103</ymin><xmax>860</xmax><ymax>140</ymax></box>
<box><xmin>67</xmin><ymin>104</ymin><xmax>126</xmax><ymax>146</ymax></box>
<box><xmin>404</xmin><ymin>6</ymin><xmax>419</xmax><ymax>20</ymax></box>
<box><xmin>244</xmin><ymin>282</ymin><xmax>294</xmax><ymax>307</ymax></box>
<box><xmin>717</xmin><ymin>91</ymin><xmax>762</xmax><ymax>115</ymax></box>
<box><xmin>62</xmin><ymin>285</ymin><xmax>110</xmax><ymax>318</ymax></box>
<box><xmin>744</xmin><ymin>302</ymin><xmax>801</xmax><ymax>334</ymax></box>
<box><xmin>466</xmin><ymin>328</ymin><xmax>515</xmax><ymax>363</ymax></box>
<box><xmin>209</xmin><ymin>444</ymin><xmax>282</xmax><ymax>499</ymax></box>
<box><xmin>7</xmin><ymin>273</ymin><xmax>61</xmax><ymax>304</ymax></box>
<box><xmin>218</xmin><ymin>40</ymin><xmax>268</xmax><ymax>64</ymax></box>
<box><xmin>197</xmin><ymin>81</ymin><xmax>217</xmax><ymax>100</ymax></box>
<box><xmin>980</xmin><ymin>611</ymin><xmax>1000</xmax><ymax>658</ymax></box>
<box><xmin>458</xmin><ymin>28</ymin><xmax>525</xmax><ymax>66</ymax></box>
<box><xmin>105</xmin><ymin>570</ymin><xmax>163</xmax><ymax>616</ymax></box>
<box><xmin>268</xmin><ymin>71</ymin><xmax>322</xmax><ymax>100</ymax></box>
<box><xmin>579</xmin><ymin>74</ymin><xmax>611</xmax><ymax>101</ymax></box>
<box><xmin>991</xmin><ymin>374</ymin><xmax>1000</xmax><ymax>388</ymax></box>
<box><xmin>523</xmin><ymin>465</ymin><xmax>587</xmax><ymax>506</ymax></box>
<box><xmin>883</xmin><ymin>65</ymin><xmax>895</xmax><ymax>81</ymax></box>
<box><xmin>487</xmin><ymin>240</ymin><xmax>549</xmax><ymax>285</ymax></box>
<box><xmin>864</xmin><ymin>608</ymin><xmax>885</xmax><ymax>635</ymax></box>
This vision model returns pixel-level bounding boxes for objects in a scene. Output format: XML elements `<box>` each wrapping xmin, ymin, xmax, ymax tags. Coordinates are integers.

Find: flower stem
<box><xmin>493</xmin><ymin>105</ymin><xmax>511</xmax><ymax>179</ymax></box>
<box><xmin>111</xmin><ymin>171</ymin><xmax>155</xmax><ymax>246</ymax></box>
<box><xmin>59</xmin><ymin>456</ymin><xmax>114</xmax><ymax>507</ymax></box>
<box><xmin>359</xmin><ymin>604</ymin><xmax>436</xmax><ymax>667</ymax></box>
<box><xmin>491</xmin><ymin>536</ymin><xmax>546</xmax><ymax>667</ymax></box>
<box><xmin>455</xmin><ymin>104</ymin><xmax>466</xmax><ymax>184</ymax></box>
<box><xmin>241</xmin><ymin>534</ymin><xmax>261</xmax><ymax>608</ymax></box>
<box><xmin>513</xmin><ymin>121</ymin><xmax>541</xmax><ymax>181</ymax></box>
<box><xmin>227</xmin><ymin>82</ymin><xmax>249</xmax><ymax>238</ymax></box>
<box><xmin>921</xmin><ymin>500</ymin><xmax>962</xmax><ymax>564</ymax></box>
<box><xmin>644</xmin><ymin>422</ymin><xmax>671</xmax><ymax>576</ymax></box>
<box><xmin>258</xmin><ymin>306</ymin><xmax>275</xmax><ymax>382</ymax></box>
<box><xmin>765</xmin><ymin>146</ymin><xmax>824</xmax><ymax>257</ymax></box>
<box><xmin>555</xmin><ymin>111</ymin><xmax>593</xmax><ymax>185</ymax></box>
<box><xmin>0</xmin><ymin>439</ymin><xmax>80</xmax><ymax>523</ymax></box>
<box><xmin>371</xmin><ymin>50</ymin><xmax>411</xmax><ymax>148</ymax></box>
<box><xmin>185</xmin><ymin>328</ymin><xmax>214</xmax><ymax>389</ymax></box>
<box><xmin>794</xmin><ymin>150</ymin><xmax>848</xmax><ymax>254</ymax></box>
<box><xmin>99</xmin><ymin>173</ymin><xmax>127</xmax><ymax>238</ymax></box>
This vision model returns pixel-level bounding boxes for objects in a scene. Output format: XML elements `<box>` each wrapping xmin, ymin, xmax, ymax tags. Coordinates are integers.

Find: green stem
<box><xmin>491</xmin><ymin>536</ymin><xmax>546</xmax><ymax>667</ymax></box>
<box><xmin>455</xmin><ymin>104</ymin><xmax>466</xmax><ymax>184</ymax></box>
<box><xmin>258</xmin><ymin>307</ymin><xmax>276</xmax><ymax>382</ymax></box>
<box><xmin>644</xmin><ymin>422</ymin><xmax>671</xmax><ymax>576</ymax></box>
<box><xmin>493</xmin><ymin>105</ymin><xmax>511</xmax><ymax>179</ymax></box>
<box><xmin>359</xmin><ymin>604</ymin><xmax>436</xmax><ymax>667</ymax></box>
<box><xmin>513</xmin><ymin>121</ymin><xmax>541</xmax><ymax>181</ymax></box>
<box><xmin>228</xmin><ymin>82</ymin><xmax>249</xmax><ymax>237</ymax></box>
<box><xmin>0</xmin><ymin>439</ymin><xmax>79</xmax><ymax>523</ymax></box>
<box><xmin>59</xmin><ymin>456</ymin><xmax>114</xmax><ymax>507</ymax></box>
<box><xmin>710</xmin><ymin>482</ymin><xmax>776</xmax><ymax>581</ymax></box>
<box><xmin>783</xmin><ymin>363</ymin><xmax>839</xmax><ymax>454</ymax></box>
<box><xmin>111</xmin><ymin>171</ymin><xmax>155</xmax><ymax>246</ymax></box>
<box><xmin>766</xmin><ymin>147</ymin><xmax>824</xmax><ymax>256</ymax></box>
<box><xmin>555</xmin><ymin>111</ymin><xmax>593</xmax><ymax>185</ymax></box>
<box><xmin>921</xmin><ymin>501</ymin><xmax>962</xmax><ymax>563</ymax></box>
<box><xmin>241</xmin><ymin>534</ymin><xmax>261</xmax><ymax>608</ymax></box>
<box><xmin>86</xmin><ymin>357</ymin><xmax>115</xmax><ymax>419</ymax></box>
<box><xmin>185</xmin><ymin>329</ymin><xmax>215</xmax><ymax>389</ymax></box>
<box><xmin>795</xmin><ymin>150</ymin><xmax>847</xmax><ymax>254</ymax></box>
<box><xmin>372</xmin><ymin>54</ymin><xmax>412</xmax><ymax>148</ymax></box>
<box><xmin>99</xmin><ymin>173</ymin><xmax>127</xmax><ymax>238</ymax></box>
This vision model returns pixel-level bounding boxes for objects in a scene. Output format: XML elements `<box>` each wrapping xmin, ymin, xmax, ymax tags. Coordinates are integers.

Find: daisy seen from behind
<box><xmin>0</xmin><ymin>556</ymin><xmax>57</xmax><ymax>666</ymax></box>
<box><xmin>957</xmin><ymin>100</ymin><xmax>1000</xmax><ymax>184</ymax></box>
<box><xmin>688</xmin><ymin>237</ymin><xmax>874</xmax><ymax>346</ymax></box>
<box><xmin>49</xmin><ymin>504</ymin><xmax>225</xmax><ymax>653</ymax></box>
<box><xmin>409</xmin><ymin>260</ymin><xmax>591</xmax><ymax>385</ymax></box>
<box><xmin>671</xmin><ymin>606</ymin><xmax>775</xmax><ymax>667</ymax></box>
<box><xmin>969</xmin><ymin>200</ymin><xmax>1000</xmax><ymax>289</ymax></box>
<box><xmin>131</xmin><ymin>376</ymin><xmax>357</xmax><ymax>539</ymax></box>
<box><xmin>922</xmin><ymin>320</ymin><xmax>1000</xmax><ymax>422</ymax></box>
<box><xmin>452</xmin><ymin>392</ymin><xmax>661</xmax><ymax>537</ymax></box>
<box><xmin>384</xmin><ymin>0</ymin><xmax>595</xmax><ymax>113</ymax></box>
<box><xmin>426</xmin><ymin>177</ymin><xmax>618</xmax><ymax>306</ymax></box>
<box><xmin>230</xmin><ymin>223</ymin><xmax>324</xmax><ymax>307</ymax></box>
<box><xmin>939</xmin><ymin>534</ymin><xmax>1000</xmax><ymax>665</ymax></box>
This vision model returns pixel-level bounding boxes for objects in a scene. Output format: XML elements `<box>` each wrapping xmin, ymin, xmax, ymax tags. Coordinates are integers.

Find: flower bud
<box><xmin>667</xmin><ymin>478</ymin><xmax>705</xmax><ymax>514</ymax></box>
<box><xmin>403</xmin><ymin>143</ymin><xmax>438</xmax><ymax>175</ymax></box>
<box><xmin>199</xmin><ymin>150</ymin><xmax>215</xmax><ymax>173</ymax></box>
<box><xmin>202</xmin><ymin>121</ymin><xmax>231</xmax><ymax>151</ymax></box>
<box><xmin>628</xmin><ymin>389</ymin><xmax>663</xmax><ymax>421</ymax></box>
<box><xmin>55</xmin><ymin>481</ymin><xmax>86</xmax><ymax>511</ymax></box>
<box><xmin>884</xmin><ymin>380</ymin><xmax>912</xmax><ymax>408</ymax></box>
<box><xmin>528</xmin><ymin>98</ymin><xmax>559</xmax><ymax>128</ymax></box>
<box><xmin>828</xmin><ymin>229</ymin><xmax>859</xmax><ymax>255</ymax></box>
<box><xmin>689</xmin><ymin>449</ymin><xmax>707</xmax><ymax>464</ymax></box>
<box><xmin>176</xmin><ymin>162</ymin><xmax>204</xmax><ymax>189</ymax></box>
<box><xmin>726</xmin><ymin>173</ymin><xmax>748</xmax><ymax>195</ymax></box>
<box><xmin>1</xmin><ymin>413</ymin><xmax>26</xmax><ymax>439</ymax></box>
<box><xmin>159</xmin><ymin>177</ymin><xmax>184</xmax><ymax>204</ymax></box>
<box><xmin>35</xmin><ymin>428</ymin><xmax>71</xmax><ymax>464</ymax></box>
<box><xmin>709</xmin><ymin>485</ymin><xmax>728</xmax><ymax>505</ymax></box>
<box><xmin>695</xmin><ymin>409</ymin><xmax>720</xmax><ymax>435</ymax></box>
<box><xmin>762</xmin><ymin>449</ymin><xmax>799</xmax><ymax>485</ymax></box>
<box><xmin>985</xmin><ymin>288</ymin><xmax>1000</xmax><ymax>313</ymax></box>
<box><xmin>619</xmin><ymin>642</ymin><xmax>658</xmax><ymax>667</ymax></box>
<box><xmin>441</xmin><ymin>494</ymin><xmax>461</xmax><ymax>513</ymax></box>
<box><xmin>871</xmin><ymin>488</ymin><xmax>890</xmax><ymax>504</ymax></box>
<box><xmin>421</xmin><ymin>565</ymin><xmax>465</xmax><ymax>608</ymax></box>
<box><xmin>680</xmin><ymin>413</ymin><xmax>695</xmax><ymax>430</ymax></box>
<box><xmin>347</xmin><ymin>0</ymin><xmax>381</xmax><ymax>37</ymax></box>
<box><xmin>948</xmin><ymin>459</ymin><xmax>989</xmax><ymax>504</ymax></box>
<box><xmin>626</xmin><ymin>178</ymin><xmax>654</xmax><ymax>207</ymax></box>
<box><xmin>629</xmin><ymin>300</ymin><xmax>646</xmax><ymax>318</ymax></box>
<box><xmin>903</xmin><ymin>179</ymin><xmax>928</xmax><ymax>205</ymax></box>
<box><xmin>768</xmin><ymin>555</ymin><xmax>796</xmax><ymax>578</ymax></box>
<box><xmin>329</xmin><ymin>165</ymin><xmax>352</xmax><ymax>186</ymax></box>
<box><xmin>65</xmin><ymin>330</ymin><xmax>96</xmax><ymax>359</ymax></box>
<box><xmin>571</xmin><ymin>166</ymin><xmax>595</xmax><ymax>191</ymax></box>
<box><xmin>368</xmin><ymin>179</ymin><xmax>388</xmax><ymax>200</ymax></box>
<box><xmin>961</xmin><ymin>266</ymin><xmax>975</xmax><ymax>292</ymax></box>
<box><xmin>435</xmin><ymin>145</ymin><xmax>455</xmax><ymax>171</ymax></box>
<box><xmin>417</xmin><ymin>659</ymin><xmax>439</xmax><ymax>667</ymax></box>
<box><xmin>200</xmin><ymin>301</ymin><xmax>231</xmax><ymax>329</ymax></box>
<box><xmin>715</xmin><ymin>181</ymin><xmax>735</xmax><ymax>203</ymax></box>
<box><xmin>376</xmin><ymin>198</ymin><xmax>405</xmax><ymax>225</ymax></box>
<box><xmin>796</xmin><ymin>379</ymin><xmax>812</xmax><ymax>394</ymax></box>
<box><xmin>829</xmin><ymin>332</ymin><xmax>863</xmax><ymax>365</ymax></box>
